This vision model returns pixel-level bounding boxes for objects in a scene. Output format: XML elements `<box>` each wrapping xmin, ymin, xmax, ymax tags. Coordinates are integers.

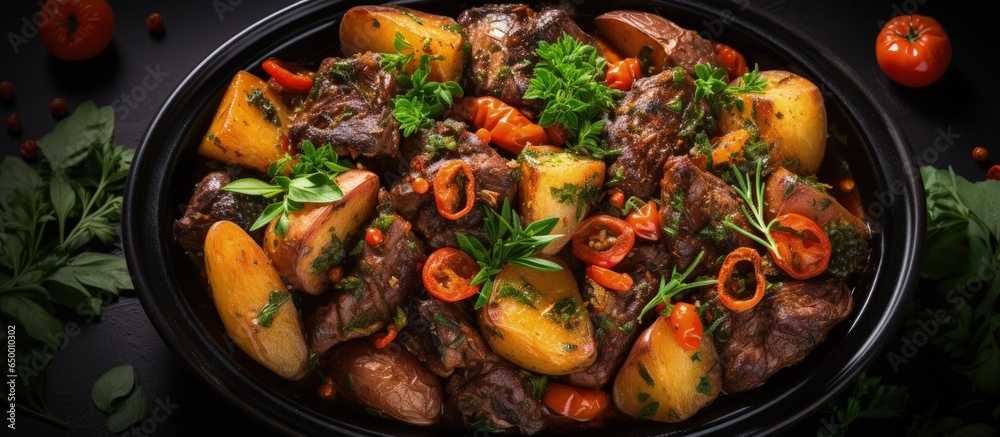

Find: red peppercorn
<box><xmin>365</xmin><ymin>227</ymin><xmax>383</xmax><ymax>245</ymax></box>
<box><xmin>50</xmin><ymin>97</ymin><xmax>68</xmax><ymax>117</ymax></box>
<box><xmin>988</xmin><ymin>165</ymin><xmax>1000</xmax><ymax>181</ymax></box>
<box><xmin>317</xmin><ymin>377</ymin><xmax>336</xmax><ymax>401</ymax></box>
<box><xmin>0</xmin><ymin>81</ymin><xmax>12</xmax><ymax>101</ymax></box>
<box><xmin>147</xmin><ymin>13</ymin><xmax>164</xmax><ymax>33</ymax></box>
<box><xmin>972</xmin><ymin>147</ymin><xmax>989</xmax><ymax>163</ymax></box>
<box><xmin>6</xmin><ymin>113</ymin><xmax>21</xmax><ymax>132</ymax></box>
<box><xmin>20</xmin><ymin>140</ymin><xmax>37</xmax><ymax>160</ymax></box>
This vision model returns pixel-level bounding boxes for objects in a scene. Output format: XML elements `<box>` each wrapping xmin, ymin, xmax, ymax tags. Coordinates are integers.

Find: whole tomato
<box><xmin>875</xmin><ymin>15</ymin><xmax>951</xmax><ymax>87</ymax></box>
<box><xmin>39</xmin><ymin>0</ymin><xmax>116</xmax><ymax>61</ymax></box>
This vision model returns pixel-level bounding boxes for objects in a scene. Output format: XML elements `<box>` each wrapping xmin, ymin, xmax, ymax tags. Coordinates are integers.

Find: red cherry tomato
<box><xmin>625</xmin><ymin>201</ymin><xmax>661</xmax><ymax>241</ymax></box>
<box><xmin>39</xmin><ymin>0</ymin><xmax>116</xmax><ymax>61</ymax></box>
<box><xmin>571</xmin><ymin>215</ymin><xmax>635</xmax><ymax>268</ymax></box>
<box><xmin>769</xmin><ymin>213</ymin><xmax>832</xmax><ymax>280</ymax></box>
<box><xmin>585</xmin><ymin>265</ymin><xmax>633</xmax><ymax>291</ymax></box>
<box><xmin>365</xmin><ymin>227</ymin><xmax>383</xmax><ymax>246</ymax></box>
<box><xmin>875</xmin><ymin>15</ymin><xmax>952</xmax><ymax>87</ymax></box>
<box><xmin>712</xmin><ymin>41</ymin><xmax>749</xmax><ymax>82</ymax></box>
<box><xmin>668</xmin><ymin>302</ymin><xmax>703</xmax><ymax>351</ymax></box>
<box><xmin>542</xmin><ymin>383</ymin><xmax>611</xmax><ymax>421</ymax></box>
<box><xmin>421</xmin><ymin>247</ymin><xmax>481</xmax><ymax>302</ymax></box>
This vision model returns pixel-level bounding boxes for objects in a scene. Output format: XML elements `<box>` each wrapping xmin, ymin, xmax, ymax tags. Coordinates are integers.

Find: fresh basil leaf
<box><xmin>0</xmin><ymin>157</ymin><xmax>41</xmax><ymax>207</ymax></box>
<box><xmin>0</xmin><ymin>294</ymin><xmax>62</xmax><ymax>345</ymax></box>
<box><xmin>37</xmin><ymin>101</ymin><xmax>113</xmax><ymax>170</ymax></box>
<box><xmin>223</xmin><ymin>178</ymin><xmax>285</xmax><ymax>197</ymax></box>
<box><xmin>91</xmin><ymin>365</ymin><xmax>136</xmax><ymax>414</ymax></box>
<box><xmin>287</xmin><ymin>177</ymin><xmax>343</xmax><ymax>203</ymax></box>
<box><xmin>106</xmin><ymin>386</ymin><xmax>149</xmax><ymax>433</ymax></box>
<box><xmin>251</xmin><ymin>203</ymin><xmax>284</xmax><ymax>231</ymax></box>
<box><xmin>46</xmin><ymin>268</ymin><xmax>100</xmax><ymax>315</ymax></box>
<box><xmin>507</xmin><ymin>257</ymin><xmax>563</xmax><ymax>272</ymax></box>
<box><xmin>49</xmin><ymin>172</ymin><xmax>77</xmax><ymax>227</ymax></box>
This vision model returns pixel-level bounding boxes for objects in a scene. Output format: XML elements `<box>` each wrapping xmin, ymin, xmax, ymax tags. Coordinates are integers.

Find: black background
<box><xmin>2</xmin><ymin>0</ymin><xmax>998</xmax><ymax>436</ymax></box>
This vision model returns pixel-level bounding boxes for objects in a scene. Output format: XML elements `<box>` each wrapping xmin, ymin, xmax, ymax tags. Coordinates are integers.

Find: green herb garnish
<box><xmin>693</xmin><ymin>63</ymin><xmax>767</xmax><ymax>113</ymax></box>
<box><xmin>456</xmin><ymin>199</ymin><xmax>563</xmax><ymax>309</ymax></box>
<box><xmin>380</xmin><ymin>31</ymin><xmax>463</xmax><ymax>137</ymax></box>
<box><xmin>637</xmin><ymin>251</ymin><xmax>718</xmax><ymax>321</ymax></box>
<box><xmin>524</xmin><ymin>33</ymin><xmax>622</xmax><ymax>158</ymax></box>
<box><xmin>256</xmin><ymin>290</ymin><xmax>291</xmax><ymax>327</ymax></box>
<box><xmin>91</xmin><ymin>365</ymin><xmax>149</xmax><ymax>433</ymax></box>
<box><xmin>223</xmin><ymin>140</ymin><xmax>352</xmax><ymax>237</ymax></box>
<box><xmin>723</xmin><ymin>160</ymin><xmax>782</xmax><ymax>257</ymax></box>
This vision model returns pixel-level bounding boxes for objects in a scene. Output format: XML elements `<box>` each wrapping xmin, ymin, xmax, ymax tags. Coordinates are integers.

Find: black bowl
<box><xmin>123</xmin><ymin>0</ymin><xmax>926</xmax><ymax>435</ymax></box>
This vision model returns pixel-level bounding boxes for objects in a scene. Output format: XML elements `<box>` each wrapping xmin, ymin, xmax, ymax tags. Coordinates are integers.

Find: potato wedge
<box><xmin>204</xmin><ymin>220</ymin><xmax>308</xmax><ymax>379</ymax></box>
<box><xmin>593</xmin><ymin>10</ymin><xmax>719</xmax><ymax>76</ymax></box>
<box><xmin>339</xmin><ymin>5</ymin><xmax>466</xmax><ymax>83</ymax></box>
<box><xmin>718</xmin><ymin>70</ymin><xmax>827</xmax><ymax>175</ymax></box>
<box><xmin>326</xmin><ymin>340</ymin><xmax>443</xmax><ymax>426</ymax></box>
<box><xmin>265</xmin><ymin>169</ymin><xmax>380</xmax><ymax>295</ymax></box>
<box><xmin>519</xmin><ymin>146</ymin><xmax>605</xmax><ymax>255</ymax></box>
<box><xmin>198</xmin><ymin>71</ymin><xmax>294</xmax><ymax>173</ymax></box>
<box><xmin>613</xmin><ymin>315</ymin><xmax>721</xmax><ymax>422</ymax></box>
<box><xmin>478</xmin><ymin>258</ymin><xmax>597</xmax><ymax>375</ymax></box>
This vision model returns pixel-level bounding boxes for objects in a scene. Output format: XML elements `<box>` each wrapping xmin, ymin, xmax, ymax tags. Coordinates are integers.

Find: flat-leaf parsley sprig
<box><xmin>455</xmin><ymin>199</ymin><xmax>563</xmax><ymax>309</ymax></box>
<box><xmin>693</xmin><ymin>63</ymin><xmax>768</xmax><ymax>113</ymax></box>
<box><xmin>524</xmin><ymin>33</ymin><xmax>622</xmax><ymax>159</ymax></box>
<box><xmin>380</xmin><ymin>31</ymin><xmax>464</xmax><ymax>137</ymax></box>
<box><xmin>223</xmin><ymin>140</ymin><xmax>353</xmax><ymax>236</ymax></box>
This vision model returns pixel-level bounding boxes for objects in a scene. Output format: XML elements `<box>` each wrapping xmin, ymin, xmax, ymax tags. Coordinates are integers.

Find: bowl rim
<box><xmin>122</xmin><ymin>0</ymin><xmax>926</xmax><ymax>436</ymax></box>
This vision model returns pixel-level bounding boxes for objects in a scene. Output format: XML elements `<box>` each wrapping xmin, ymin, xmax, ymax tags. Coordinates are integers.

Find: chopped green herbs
<box><xmin>256</xmin><ymin>290</ymin><xmax>291</xmax><ymax>327</ymax></box>
<box><xmin>379</xmin><ymin>31</ymin><xmax>463</xmax><ymax>137</ymax></box>
<box><xmin>245</xmin><ymin>88</ymin><xmax>280</xmax><ymax>126</ymax></box>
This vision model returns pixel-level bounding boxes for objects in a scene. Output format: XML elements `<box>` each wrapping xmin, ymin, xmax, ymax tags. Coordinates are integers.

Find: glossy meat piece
<box><xmin>385</xmin><ymin>119</ymin><xmax>515</xmax><ymax>250</ymax></box>
<box><xmin>172</xmin><ymin>170</ymin><xmax>267</xmax><ymax>252</ymax></box>
<box><xmin>458</xmin><ymin>3</ymin><xmax>593</xmax><ymax>116</ymax></box>
<box><xmin>306</xmin><ymin>214</ymin><xmax>426</xmax><ymax>355</ymax></box>
<box><xmin>403</xmin><ymin>298</ymin><xmax>502</xmax><ymax>378</ymax></box>
<box><xmin>715</xmin><ymin>278</ymin><xmax>854</xmax><ymax>393</ymax></box>
<box><xmin>659</xmin><ymin>155</ymin><xmax>754</xmax><ymax>275</ymax></box>
<box><xmin>445</xmin><ymin>363</ymin><xmax>546</xmax><ymax>435</ymax></box>
<box><xmin>287</xmin><ymin>52</ymin><xmax>400</xmax><ymax>159</ymax></box>
<box><xmin>606</xmin><ymin>70</ymin><xmax>713</xmax><ymax>199</ymax></box>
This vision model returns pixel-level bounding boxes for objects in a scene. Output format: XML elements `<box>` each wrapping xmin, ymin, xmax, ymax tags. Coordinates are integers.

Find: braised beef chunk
<box><xmin>659</xmin><ymin>155</ymin><xmax>754</xmax><ymax>275</ymax></box>
<box><xmin>307</xmin><ymin>214</ymin><xmax>426</xmax><ymax>354</ymax></box>
<box><xmin>173</xmin><ymin>170</ymin><xmax>267</xmax><ymax>252</ymax></box>
<box><xmin>606</xmin><ymin>70</ymin><xmax>713</xmax><ymax>199</ymax></box>
<box><xmin>715</xmin><ymin>278</ymin><xmax>853</xmax><ymax>393</ymax></box>
<box><xmin>385</xmin><ymin>119</ymin><xmax>516</xmax><ymax>249</ymax></box>
<box><xmin>288</xmin><ymin>52</ymin><xmax>400</xmax><ymax>159</ymax></box>
<box><xmin>458</xmin><ymin>3</ymin><xmax>593</xmax><ymax>116</ymax></box>
<box><xmin>446</xmin><ymin>364</ymin><xmax>546</xmax><ymax>435</ymax></box>
<box><xmin>562</xmin><ymin>263</ymin><xmax>660</xmax><ymax>389</ymax></box>
<box><xmin>403</xmin><ymin>298</ymin><xmax>501</xmax><ymax>378</ymax></box>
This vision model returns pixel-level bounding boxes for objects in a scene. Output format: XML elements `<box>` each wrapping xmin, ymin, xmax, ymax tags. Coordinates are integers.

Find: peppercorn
<box><xmin>147</xmin><ymin>13</ymin><xmax>164</xmax><ymax>34</ymax></box>
<box><xmin>0</xmin><ymin>81</ymin><xmax>12</xmax><ymax>102</ymax></box>
<box><xmin>6</xmin><ymin>113</ymin><xmax>21</xmax><ymax>133</ymax></box>
<box><xmin>50</xmin><ymin>97</ymin><xmax>68</xmax><ymax>117</ymax></box>
<box><xmin>972</xmin><ymin>146</ymin><xmax>988</xmax><ymax>162</ymax></box>
<box><xmin>988</xmin><ymin>165</ymin><xmax>1000</xmax><ymax>181</ymax></box>
<box><xmin>20</xmin><ymin>140</ymin><xmax>37</xmax><ymax>160</ymax></box>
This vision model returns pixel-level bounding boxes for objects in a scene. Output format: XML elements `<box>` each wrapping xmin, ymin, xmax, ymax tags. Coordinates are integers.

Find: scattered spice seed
<box><xmin>988</xmin><ymin>165</ymin><xmax>1000</xmax><ymax>181</ymax></box>
<box><xmin>327</xmin><ymin>266</ymin><xmax>344</xmax><ymax>284</ymax></box>
<box><xmin>20</xmin><ymin>140</ymin><xmax>37</xmax><ymax>160</ymax></box>
<box><xmin>972</xmin><ymin>146</ymin><xmax>988</xmax><ymax>162</ymax></box>
<box><xmin>839</xmin><ymin>178</ymin><xmax>855</xmax><ymax>193</ymax></box>
<box><xmin>6</xmin><ymin>113</ymin><xmax>21</xmax><ymax>132</ymax></box>
<box><xmin>50</xmin><ymin>97</ymin><xmax>68</xmax><ymax>117</ymax></box>
<box><xmin>0</xmin><ymin>81</ymin><xmax>12</xmax><ymax>101</ymax></box>
<box><xmin>147</xmin><ymin>13</ymin><xmax>164</xmax><ymax>33</ymax></box>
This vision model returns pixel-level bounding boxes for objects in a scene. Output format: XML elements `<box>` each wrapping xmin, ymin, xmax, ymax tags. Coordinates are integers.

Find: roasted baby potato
<box><xmin>478</xmin><ymin>258</ymin><xmax>597</xmax><ymax>375</ymax></box>
<box><xmin>518</xmin><ymin>145</ymin><xmax>606</xmax><ymax>255</ymax></box>
<box><xmin>204</xmin><ymin>220</ymin><xmax>308</xmax><ymax>380</ymax></box>
<box><xmin>593</xmin><ymin>10</ymin><xmax>719</xmax><ymax>76</ymax></box>
<box><xmin>613</xmin><ymin>315</ymin><xmax>722</xmax><ymax>422</ymax></box>
<box><xmin>718</xmin><ymin>70</ymin><xmax>828</xmax><ymax>176</ymax></box>
<box><xmin>326</xmin><ymin>340</ymin><xmax>444</xmax><ymax>426</ymax></box>
<box><xmin>265</xmin><ymin>169</ymin><xmax>380</xmax><ymax>295</ymax></box>
<box><xmin>198</xmin><ymin>71</ymin><xmax>294</xmax><ymax>173</ymax></box>
<box><xmin>339</xmin><ymin>5</ymin><xmax>466</xmax><ymax>83</ymax></box>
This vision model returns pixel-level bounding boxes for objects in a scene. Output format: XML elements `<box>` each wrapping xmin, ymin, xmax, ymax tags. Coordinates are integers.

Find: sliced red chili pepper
<box><xmin>669</xmin><ymin>302</ymin><xmax>703</xmax><ymax>351</ymax></box>
<box><xmin>625</xmin><ymin>201</ymin><xmax>661</xmax><ymax>241</ymax></box>
<box><xmin>544</xmin><ymin>123</ymin><xmax>568</xmax><ymax>147</ymax></box>
<box><xmin>717</xmin><ymin>247</ymin><xmax>766</xmax><ymax>311</ymax></box>
<box><xmin>262</xmin><ymin>58</ymin><xmax>314</xmax><ymax>93</ymax></box>
<box><xmin>457</xmin><ymin>96</ymin><xmax>549</xmax><ymax>154</ymax></box>
<box><xmin>605</xmin><ymin>57</ymin><xmax>642</xmax><ymax>91</ymax></box>
<box><xmin>571</xmin><ymin>215</ymin><xmax>635</xmax><ymax>268</ymax></box>
<box><xmin>422</xmin><ymin>247</ymin><xmax>481</xmax><ymax>302</ymax></box>
<box><xmin>769</xmin><ymin>213</ymin><xmax>832</xmax><ymax>280</ymax></box>
<box><xmin>373</xmin><ymin>323</ymin><xmax>398</xmax><ymax>348</ymax></box>
<box><xmin>607</xmin><ymin>189</ymin><xmax>626</xmax><ymax>210</ymax></box>
<box><xmin>433</xmin><ymin>160</ymin><xmax>476</xmax><ymax>220</ymax></box>
<box><xmin>585</xmin><ymin>265</ymin><xmax>633</xmax><ymax>291</ymax></box>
